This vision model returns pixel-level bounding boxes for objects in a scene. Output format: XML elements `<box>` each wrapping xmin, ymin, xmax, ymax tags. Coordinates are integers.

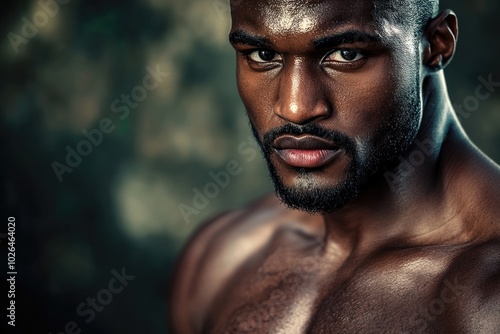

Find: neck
<box><xmin>321</xmin><ymin>72</ymin><xmax>475</xmax><ymax>253</ymax></box>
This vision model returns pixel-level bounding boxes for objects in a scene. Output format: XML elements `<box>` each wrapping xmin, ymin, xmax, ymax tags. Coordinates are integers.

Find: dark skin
<box><xmin>170</xmin><ymin>0</ymin><xmax>500</xmax><ymax>333</ymax></box>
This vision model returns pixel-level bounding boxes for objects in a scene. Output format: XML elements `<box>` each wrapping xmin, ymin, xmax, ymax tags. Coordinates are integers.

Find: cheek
<box><xmin>236</xmin><ymin>66</ymin><xmax>278</xmax><ymax>135</ymax></box>
<box><xmin>327</xmin><ymin>61</ymin><xmax>395</xmax><ymax>135</ymax></box>
<box><xmin>328</xmin><ymin>55</ymin><xmax>419</xmax><ymax>139</ymax></box>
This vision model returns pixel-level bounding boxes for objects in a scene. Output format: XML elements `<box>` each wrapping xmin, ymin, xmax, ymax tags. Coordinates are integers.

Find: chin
<box><xmin>271</xmin><ymin>167</ymin><xmax>362</xmax><ymax>214</ymax></box>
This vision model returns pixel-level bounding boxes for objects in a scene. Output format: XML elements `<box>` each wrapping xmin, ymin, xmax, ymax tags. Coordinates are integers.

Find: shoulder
<box><xmin>169</xmin><ymin>194</ymin><xmax>295</xmax><ymax>333</ymax></box>
<box><xmin>458</xmin><ymin>142</ymin><xmax>500</xmax><ymax>228</ymax></box>
<box><xmin>436</xmin><ymin>239</ymin><xmax>500</xmax><ymax>333</ymax></box>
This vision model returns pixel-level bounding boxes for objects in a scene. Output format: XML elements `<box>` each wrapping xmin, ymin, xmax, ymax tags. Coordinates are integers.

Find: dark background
<box><xmin>1</xmin><ymin>0</ymin><xmax>498</xmax><ymax>333</ymax></box>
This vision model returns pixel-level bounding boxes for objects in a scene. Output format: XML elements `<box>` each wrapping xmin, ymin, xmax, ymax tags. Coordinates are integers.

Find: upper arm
<box><xmin>169</xmin><ymin>211</ymin><xmax>235</xmax><ymax>334</ymax></box>
<box><xmin>168</xmin><ymin>195</ymin><xmax>286</xmax><ymax>333</ymax></box>
<box><xmin>168</xmin><ymin>210</ymin><xmax>243</xmax><ymax>334</ymax></box>
<box><xmin>437</xmin><ymin>240</ymin><xmax>500</xmax><ymax>333</ymax></box>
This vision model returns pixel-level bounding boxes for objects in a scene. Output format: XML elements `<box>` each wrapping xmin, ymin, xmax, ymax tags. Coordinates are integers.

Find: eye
<box><xmin>248</xmin><ymin>50</ymin><xmax>282</xmax><ymax>63</ymax></box>
<box><xmin>324</xmin><ymin>49</ymin><xmax>365</xmax><ymax>63</ymax></box>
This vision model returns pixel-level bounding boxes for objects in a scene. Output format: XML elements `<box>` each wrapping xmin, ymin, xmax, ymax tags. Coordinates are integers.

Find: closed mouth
<box><xmin>273</xmin><ymin>135</ymin><xmax>341</xmax><ymax>168</ymax></box>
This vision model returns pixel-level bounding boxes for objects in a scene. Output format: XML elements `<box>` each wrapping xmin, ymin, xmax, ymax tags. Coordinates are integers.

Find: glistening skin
<box><xmin>170</xmin><ymin>0</ymin><xmax>500</xmax><ymax>333</ymax></box>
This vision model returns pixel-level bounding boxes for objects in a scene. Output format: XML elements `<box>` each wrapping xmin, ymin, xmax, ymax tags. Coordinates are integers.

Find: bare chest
<box><xmin>206</xmin><ymin>248</ymin><xmax>465</xmax><ymax>334</ymax></box>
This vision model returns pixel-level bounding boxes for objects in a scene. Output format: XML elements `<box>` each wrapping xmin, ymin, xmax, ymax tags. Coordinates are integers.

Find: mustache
<box><xmin>260</xmin><ymin>123</ymin><xmax>356</xmax><ymax>154</ymax></box>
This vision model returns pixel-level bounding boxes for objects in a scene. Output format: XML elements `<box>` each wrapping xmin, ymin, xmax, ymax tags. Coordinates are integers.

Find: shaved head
<box><xmin>231</xmin><ymin>0</ymin><xmax>440</xmax><ymax>32</ymax></box>
<box><xmin>373</xmin><ymin>0</ymin><xmax>439</xmax><ymax>32</ymax></box>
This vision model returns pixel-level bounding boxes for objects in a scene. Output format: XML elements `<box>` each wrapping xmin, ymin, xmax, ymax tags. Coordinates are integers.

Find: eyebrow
<box><xmin>228</xmin><ymin>29</ymin><xmax>382</xmax><ymax>50</ymax></box>
<box><xmin>229</xmin><ymin>30</ymin><xmax>272</xmax><ymax>48</ymax></box>
<box><xmin>313</xmin><ymin>31</ymin><xmax>381</xmax><ymax>48</ymax></box>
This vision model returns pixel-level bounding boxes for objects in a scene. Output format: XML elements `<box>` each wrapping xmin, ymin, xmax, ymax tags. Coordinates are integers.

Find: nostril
<box><xmin>274</xmin><ymin>99</ymin><xmax>332</xmax><ymax>125</ymax></box>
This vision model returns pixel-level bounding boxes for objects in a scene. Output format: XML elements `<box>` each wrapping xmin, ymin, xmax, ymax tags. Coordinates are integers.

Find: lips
<box><xmin>273</xmin><ymin>135</ymin><xmax>341</xmax><ymax>168</ymax></box>
<box><xmin>274</xmin><ymin>135</ymin><xmax>338</xmax><ymax>150</ymax></box>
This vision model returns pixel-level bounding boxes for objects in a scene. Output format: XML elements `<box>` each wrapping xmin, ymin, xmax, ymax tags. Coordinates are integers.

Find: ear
<box><xmin>423</xmin><ymin>10</ymin><xmax>458</xmax><ymax>72</ymax></box>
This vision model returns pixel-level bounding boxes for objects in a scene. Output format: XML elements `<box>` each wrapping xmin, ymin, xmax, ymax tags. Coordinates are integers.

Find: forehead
<box><xmin>230</xmin><ymin>0</ymin><xmax>410</xmax><ymax>43</ymax></box>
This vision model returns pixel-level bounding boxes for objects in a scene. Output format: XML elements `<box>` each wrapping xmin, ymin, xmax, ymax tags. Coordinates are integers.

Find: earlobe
<box><xmin>423</xmin><ymin>10</ymin><xmax>458</xmax><ymax>72</ymax></box>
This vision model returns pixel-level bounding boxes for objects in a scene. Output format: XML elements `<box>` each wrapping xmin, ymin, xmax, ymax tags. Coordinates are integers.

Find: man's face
<box><xmin>230</xmin><ymin>0</ymin><xmax>424</xmax><ymax>214</ymax></box>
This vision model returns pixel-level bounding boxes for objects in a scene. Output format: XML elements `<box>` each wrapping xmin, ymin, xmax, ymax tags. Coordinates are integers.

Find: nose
<box><xmin>274</xmin><ymin>60</ymin><xmax>331</xmax><ymax>125</ymax></box>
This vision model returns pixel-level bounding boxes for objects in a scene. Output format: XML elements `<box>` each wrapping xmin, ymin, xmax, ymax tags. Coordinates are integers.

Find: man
<box><xmin>170</xmin><ymin>0</ymin><xmax>500</xmax><ymax>332</ymax></box>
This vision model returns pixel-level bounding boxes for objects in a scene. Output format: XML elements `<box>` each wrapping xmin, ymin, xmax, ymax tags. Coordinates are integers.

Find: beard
<box><xmin>249</xmin><ymin>82</ymin><xmax>421</xmax><ymax>214</ymax></box>
<box><xmin>251</xmin><ymin>122</ymin><xmax>364</xmax><ymax>214</ymax></box>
